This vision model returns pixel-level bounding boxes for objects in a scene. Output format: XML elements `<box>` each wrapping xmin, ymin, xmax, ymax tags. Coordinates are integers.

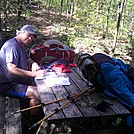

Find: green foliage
<box><xmin>1</xmin><ymin>0</ymin><xmax>134</xmax><ymax>64</ymax></box>
<box><xmin>59</xmin><ymin>34</ymin><xmax>75</xmax><ymax>47</ymax></box>
<box><xmin>128</xmin><ymin>35</ymin><xmax>134</xmax><ymax>47</ymax></box>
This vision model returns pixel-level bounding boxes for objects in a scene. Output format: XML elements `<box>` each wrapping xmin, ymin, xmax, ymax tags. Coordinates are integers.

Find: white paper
<box><xmin>35</xmin><ymin>76</ymin><xmax>46</xmax><ymax>80</ymax></box>
<box><xmin>42</xmin><ymin>72</ymin><xmax>71</xmax><ymax>87</ymax></box>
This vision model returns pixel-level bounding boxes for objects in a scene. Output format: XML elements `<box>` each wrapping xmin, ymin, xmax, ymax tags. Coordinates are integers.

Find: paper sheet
<box><xmin>36</xmin><ymin>72</ymin><xmax>71</xmax><ymax>87</ymax></box>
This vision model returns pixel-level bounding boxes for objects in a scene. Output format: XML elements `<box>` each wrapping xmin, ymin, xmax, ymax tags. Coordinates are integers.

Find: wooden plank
<box><xmin>68</xmin><ymin>68</ymin><xmax>119</xmax><ymax>116</ymax></box>
<box><xmin>5</xmin><ymin>97</ymin><xmax>22</xmax><ymax>134</ymax></box>
<box><xmin>66</xmin><ymin>70</ymin><xmax>99</xmax><ymax>117</ymax></box>
<box><xmin>67</xmin><ymin>68</ymin><xmax>90</xmax><ymax>91</ymax></box>
<box><xmin>74</xmin><ymin>96</ymin><xmax>100</xmax><ymax>117</ymax></box>
<box><xmin>71</xmin><ymin>66</ymin><xmax>89</xmax><ymax>83</ymax></box>
<box><xmin>72</xmin><ymin>67</ymin><xmax>130</xmax><ymax>116</ymax></box>
<box><xmin>0</xmin><ymin>95</ymin><xmax>6</xmax><ymax>134</ymax></box>
<box><xmin>104</xmin><ymin>99</ymin><xmax>130</xmax><ymax>115</ymax></box>
<box><xmin>52</xmin><ymin>85</ymin><xmax>83</xmax><ymax>118</ymax></box>
<box><xmin>35</xmin><ymin>79</ymin><xmax>65</xmax><ymax>120</ymax></box>
<box><xmin>96</xmin><ymin>94</ymin><xmax>130</xmax><ymax>116</ymax></box>
<box><xmin>86</xmin><ymin>92</ymin><xmax>116</xmax><ymax>116</ymax></box>
<box><xmin>64</xmin><ymin>79</ymin><xmax>100</xmax><ymax>117</ymax></box>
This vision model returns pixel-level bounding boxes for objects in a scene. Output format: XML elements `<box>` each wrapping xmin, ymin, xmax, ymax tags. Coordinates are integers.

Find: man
<box><xmin>0</xmin><ymin>24</ymin><xmax>46</xmax><ymax>107</ymax></box>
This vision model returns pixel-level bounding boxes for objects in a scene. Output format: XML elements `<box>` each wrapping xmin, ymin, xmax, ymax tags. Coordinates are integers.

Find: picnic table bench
<box><xmin>35</xmin><ymin>66</ymin><xmax>131</xmax><ymax>132</ymax></box>
<box><xmin>0</xmin><ymin>95</ymin><xmax>22</xmax><ymax>134</ymax></box>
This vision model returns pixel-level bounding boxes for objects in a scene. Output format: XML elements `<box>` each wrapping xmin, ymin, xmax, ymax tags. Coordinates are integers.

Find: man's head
<box><xmin>16</xmin><ymin>24</ymin><xmax>36</xmax><ymax>45</ymax></box>
<box><xmin>20</xmin><ymin>25</ymin><xmax>36</xmax><ymax>36</ymax></box>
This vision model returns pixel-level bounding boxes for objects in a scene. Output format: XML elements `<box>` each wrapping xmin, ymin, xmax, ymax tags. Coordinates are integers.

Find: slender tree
<box><xmin>104</xmin><ymin>0</ymin><xmax>112</xmax><ymax>35</ymax></box>
<box><xmin>112</xmin><ymin>0</ymin><xmax>126</xmax><ymax>53</ymax></box>
<box><xmin>69</xmin><ymin>0</ymin><xmax>75</xmax><ymax>20</ymax></box>
<box><xmin>60</xmin><ymin>0</ymin><xmax>64</xmax><ymax>15</ymax></box>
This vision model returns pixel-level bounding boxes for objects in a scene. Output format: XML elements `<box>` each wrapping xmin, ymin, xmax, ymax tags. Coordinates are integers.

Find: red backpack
<box><xmin>29</xmin><ymin>40</ymin><xmax>75</xmax><ymax>64</ymax></box>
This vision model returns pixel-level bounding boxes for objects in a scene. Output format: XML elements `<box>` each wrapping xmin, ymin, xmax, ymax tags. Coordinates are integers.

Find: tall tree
<box><xmin>112</xmin><ymin>0</ymin><xmax>126</xmax><ymax>53</ymax></box>
<box><xmin>17</xmin><ymin>0</ymin><xmax>23</xmax><ymax>20</ymax></box>
<box><xmin>104</xmin><ymin>0</ymin><xmax>112</xmax><ymax>35</ymax></box>
<box><xmin>60</xmin><ymin>0</ymin><xmax>64</xmax><ymax>15</ymax></box>
<box><xmin>70</xmin><ymin>0</ymin><xmax>75</xmax><ymax>20</ymax></box>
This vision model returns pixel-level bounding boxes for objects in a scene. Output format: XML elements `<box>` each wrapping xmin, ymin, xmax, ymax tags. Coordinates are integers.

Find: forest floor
<box><xmin>1</xmin><ymin>1</ymin><xmax>134</xmax><ymax>65</ymax></box>
<box><xmin>28</xmin><ymin>3</ymin><xmax>134</xmax><ymax>66</ymax></box>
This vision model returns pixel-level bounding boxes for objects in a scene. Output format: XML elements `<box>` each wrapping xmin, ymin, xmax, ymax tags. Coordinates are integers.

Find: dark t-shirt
<box><xmin>0</xmin><ymin>37</ymin><xmax>29</xmax><ymax>83</ymax></box>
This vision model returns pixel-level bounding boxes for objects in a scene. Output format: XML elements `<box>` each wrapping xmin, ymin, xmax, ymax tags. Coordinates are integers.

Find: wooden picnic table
<box><xmin>35</xmin><ymin>66</ymin><xmax>131</xmax><ymax>130</ymax></box>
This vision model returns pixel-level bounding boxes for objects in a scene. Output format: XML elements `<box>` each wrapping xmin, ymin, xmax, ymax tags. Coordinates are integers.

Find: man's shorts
<box><xmin>0</xmin><ymin>78</ymin><xmax>35</xmax><ymax>98</ymax></box>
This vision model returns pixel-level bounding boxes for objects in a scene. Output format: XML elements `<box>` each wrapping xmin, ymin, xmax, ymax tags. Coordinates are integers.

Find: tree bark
<box><xmin>60</xmin><ymin>0</ymin><xmax>64</xmax><ymax>15</ymax></box>
<box><xmin>69</xmin><ymin>0</ymin><xmax>75</xmax><ymax>20</ymax></box>
<box><xmin>112</xmin><ymin>0</ymin><xmax>125</xmax><ymax>53</ymax></box>
<box><xmin>47</xmin><ymin>0</ymin><xmax>51</xmax><ymax>18</ymax></box>
<box><xmin>104</xmin><ymin>0</ymin><xmax>112</xmax><ymax>35</ymax></box>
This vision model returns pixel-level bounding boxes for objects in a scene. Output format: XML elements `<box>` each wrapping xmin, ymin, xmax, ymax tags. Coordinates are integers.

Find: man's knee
<box><xmin>25</xmin><ymin>86</ymin><xmax>39</xmax><ymax>98</ymax></box>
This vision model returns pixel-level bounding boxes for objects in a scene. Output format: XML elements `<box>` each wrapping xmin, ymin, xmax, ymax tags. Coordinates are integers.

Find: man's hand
<box><xmin>35</xmin><ymin>70</ymin><xmax>46</xmax><ymax>77</ymax></box>
<box><xmin>31</xmin><ymin>62</ymin><xmax>40</xmax><ymax>72</ymax></box>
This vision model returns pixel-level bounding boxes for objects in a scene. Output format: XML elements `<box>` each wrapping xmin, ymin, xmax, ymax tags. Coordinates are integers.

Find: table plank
<box><xmin>52</xmin><ymin>85</ymin><xmax>83</xmax><ymax>118</ymax></box>
<box><xmin>35</xmin><ymin>79</ymin><xmax>65</xmax><ymax>120</ymax></box>
<box><xmin>64</xmin><ymin>78</ymin><xmax>100</xmax><ymax>117</ymax></box>
<box><xmin>68</xmin><ymin>67</ymin><xmax>130</xmax><ymax>116</ymax></box>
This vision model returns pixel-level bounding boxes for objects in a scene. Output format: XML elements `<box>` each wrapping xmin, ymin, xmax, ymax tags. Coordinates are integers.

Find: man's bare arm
<box><xmin>7</xmin><ymin>63</ymin><xmax>36</xmax><ymax>77</ymax></box>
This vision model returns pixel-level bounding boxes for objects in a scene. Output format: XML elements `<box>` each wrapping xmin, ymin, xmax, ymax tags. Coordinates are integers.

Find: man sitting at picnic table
<box><xmin>0</xmin><ymin>24</ymin><xmax>46</xmax><ymax>109</ymax></box>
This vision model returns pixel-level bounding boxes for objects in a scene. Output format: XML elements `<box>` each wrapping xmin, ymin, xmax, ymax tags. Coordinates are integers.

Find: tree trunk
<box><xmin>104</xmin><ymin>0</ymin><xmax>112</xmax><ymax>36</ymax></box>
<box><xmin>66</xmin><ymin>0</ymin><xmax>69</xmax><ymax>19</ymax></box>
<box><xmin>121</xmin><ymin>0</ymin><xmax>126</xmax><ymax>28</ymax></box>
<box><xmin>18</xmin><ymin>0</ymin><xmax>23</xmax><ymax>20</ymax></box>
<box><xmin>60</xmin><ymin>0</ymin><xmax>64</xmax><ymax>15</ymax></box>
<box><xmin>3</xmin><ymin>0</ymin><xmax>8</xmax><ymax>31</ymax></box>
<box><xmin>96</xmin><ymin>0</ymin><xmax>99</xmax><ymax>22</ymax></box>
<box><xmin>47</xmin><ymin>0</ymin><xmax>51</xmax><ymax>18</ymax></box>
<box><xmin>112</xmin><ymin>0</ymin><xmax>125</xmax><ymax>53</ymax></box>
<box><xmin>69</xmin><ymin>0</ymin><xmax>75</xmax><ymax>20</ymax></box>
